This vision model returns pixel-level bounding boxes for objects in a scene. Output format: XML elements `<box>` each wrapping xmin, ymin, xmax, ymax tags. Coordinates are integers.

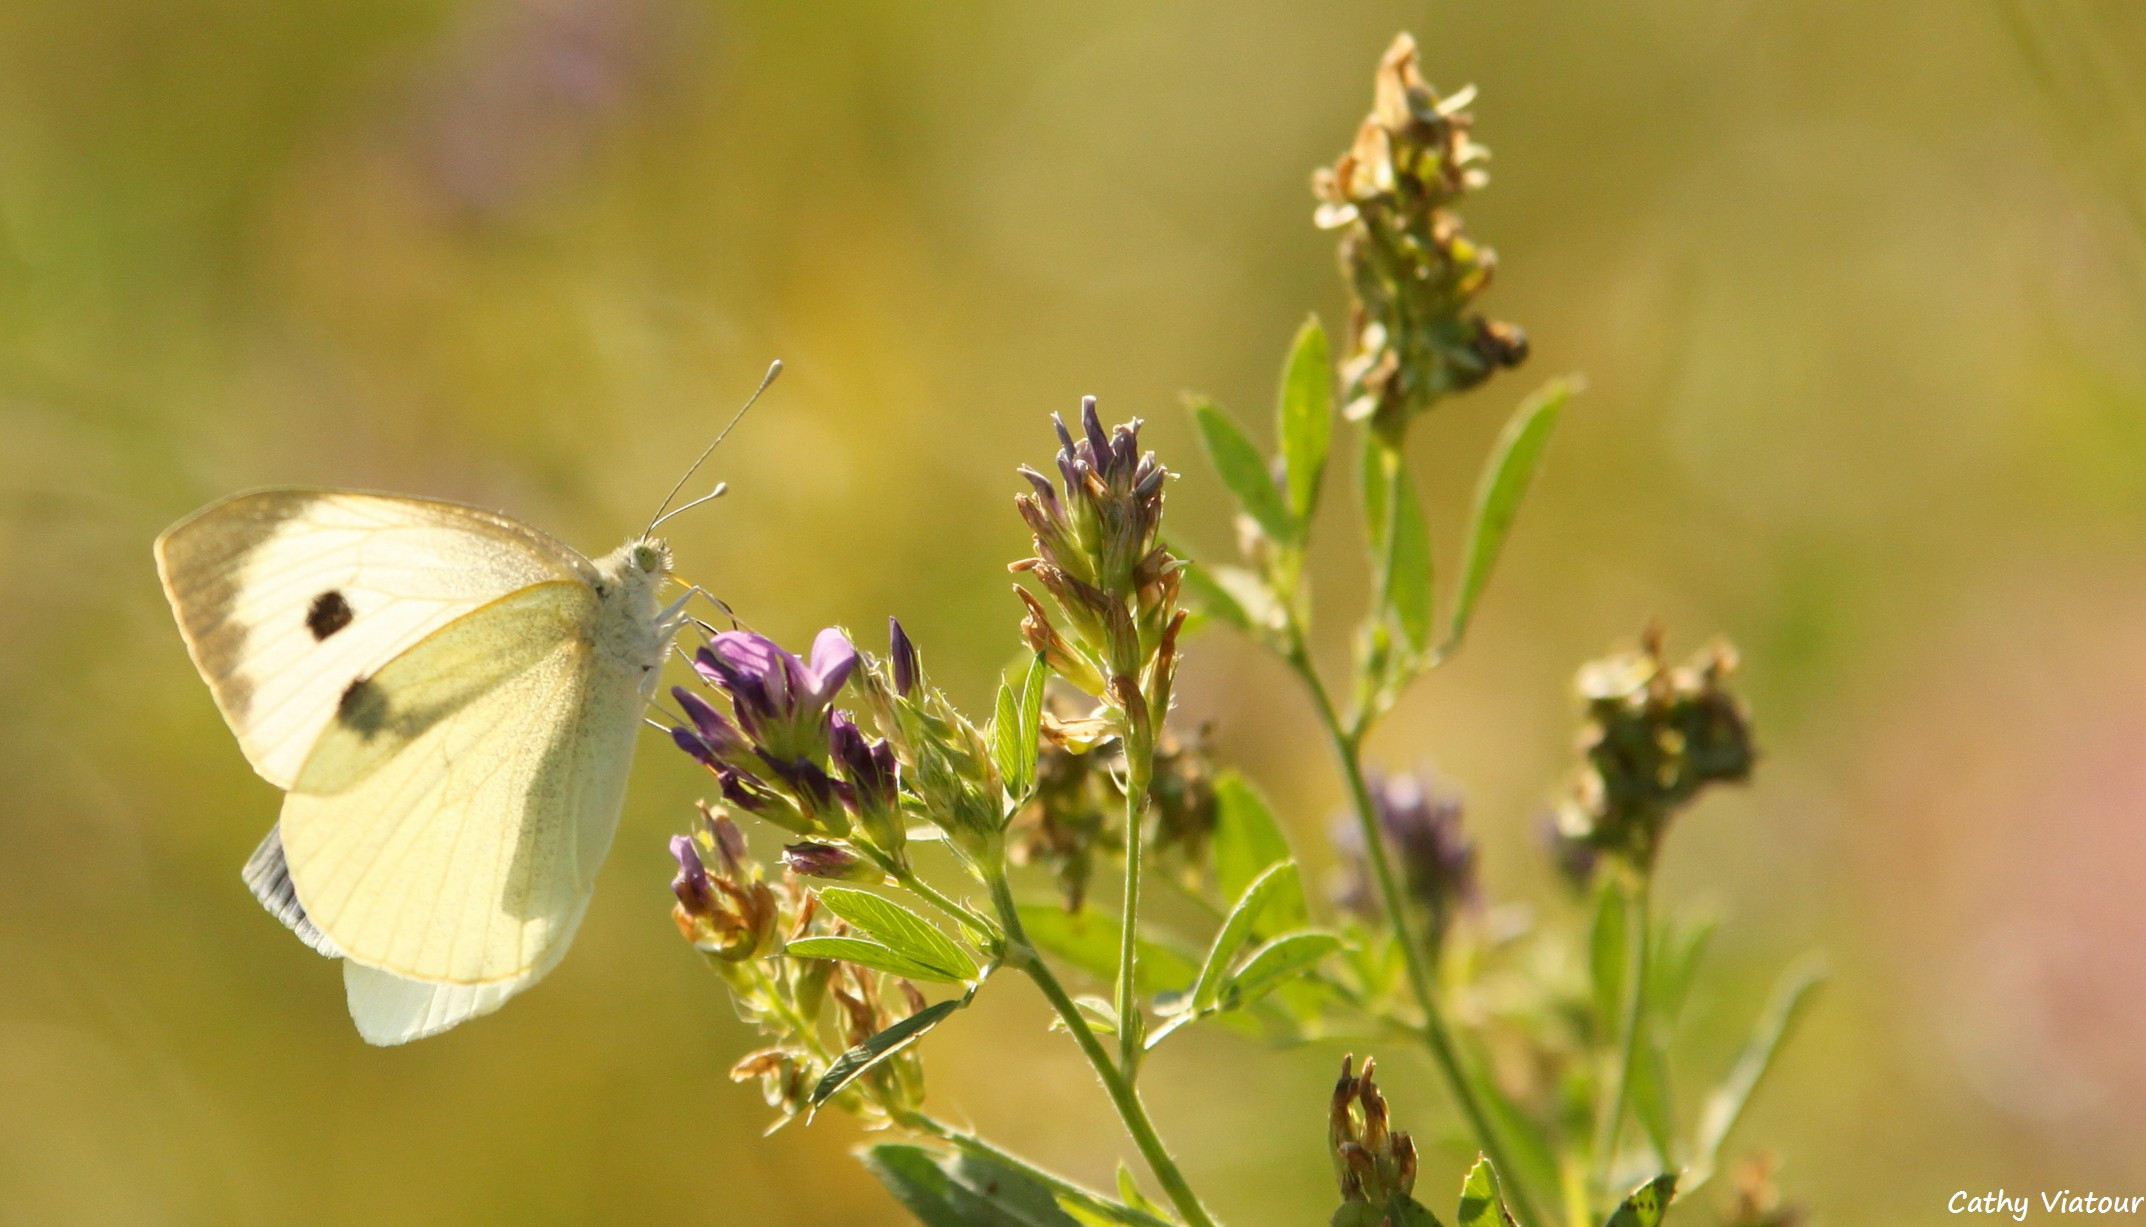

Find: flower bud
<box><xmin>888</xmin><ymin>617</ymin><xmax>919</xmax><ymax>699</ymax></box>
<box><xmin>669</xmin><ymin>834</ymin><xmax>717</xmax><ymax>919</ymax></box>
<box><xmin>1313</xmin><ymin>33</ymin><xmax>1525</xmax><ymax>434</ymax></box>
<box><xmin>666</xmin><ymin>824</ymin><xmax>779</xmax><ymax>961</ymax></box>
<box><xmin>830</xmin><ymin>713</ymin><xmax>902</xmax><ymax>855</ymax></box>
<box><xmin>780</xmin><ymin>840</ymin><xmax>874</xmax><ymax>881</ymax></box>
<box><xmin>1329</xmin><ymin>1055</ymin><xmax>1418</xmax><ymax>1205</ymax></box>
<box><xmin>1557</xmin><ymin>629</ymin><xmax>1755</xmax><ymax>869</ymax></box>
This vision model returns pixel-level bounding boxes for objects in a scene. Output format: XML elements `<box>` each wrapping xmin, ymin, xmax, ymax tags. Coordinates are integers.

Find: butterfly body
<box><xmin>155</xmin><ymin>490</ymin><xmax>688</xmax><ymax>1044</ymax></box>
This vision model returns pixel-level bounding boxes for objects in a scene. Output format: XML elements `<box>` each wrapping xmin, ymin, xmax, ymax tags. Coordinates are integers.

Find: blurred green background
<box><xmin>6</xmin><ymin>0</ymin><xmax>2146</xmax><ymax>1222</ymax></box>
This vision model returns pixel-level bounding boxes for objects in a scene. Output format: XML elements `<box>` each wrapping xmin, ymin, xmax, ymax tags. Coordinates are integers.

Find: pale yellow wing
<box><xmin>277</xmin><ymin>580</ymin><xmax>644</xmax><ymax>986</ymax></box>
<box><xmin>340</xmin><ymin>896</ymin><xmax>590</xmax><ymax>1046</ymax></box>
<box><xmin>154</xmin><ymin>489</ymin><xmax>594</xmax><ymax>789</ymax></box>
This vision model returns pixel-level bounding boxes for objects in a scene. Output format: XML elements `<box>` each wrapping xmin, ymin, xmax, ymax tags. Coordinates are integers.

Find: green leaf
<box><xmin>1627</xmin><ymin>1024</ymin><xmax>1675</xmax><ymax>1168</ymax></box>
<box><xmin>1589</xmin><ymin>878</ymin><xmax>1629</xmax><ymax>1031</ymax></box>
<box><xmin>784</xmin><ymin>936</ymin><xmax>966</xmax><ymax>985</ymax></box>
<box><xmin>1190</xmin><ymin>862</ymin><xmax>1296</xmax><ymax>1011</ymax></box>
<box><xmin>812</xmin><ymin>999</ymin><xmax>960</xmax><ymax>1106</ymax></box>
<box><xmin>1210</xmin><ymin>771</ymin><xmax>1306</xmax><ymax>927</ymax></box>
<box><xmin>999</xmin><ymin>654</ymin><xmax>1046</xmax><ymax>798</ymax></box>
<box><xmin>1694</xmin><ymin>956</ymin><xmax>1827</xmax><ymax>1172</ymax></box>
<box><xmin>1651</xmin><ymin>913</ymin><xmax>1716</xmax><ymax>1026</ymax></box>
<box><xmin>1446</xmin><ymin>378</ymin><xmax>1575</xmax><ymax>650</ymax></box>
<box><xmin>1056</xmin><ymin>1199</ymin><xmax>1175</xmax><ymax>1227</ymax></box>
<box><xmin>1392</xmin><ymin>1199</ymin><xmax>1443</xmax><ymax>1227</ymax></box>
<box><xmin>1278</xmin><ymin>315</ymin><xmax>1334</xmax><ymax>520</ymax></box>
<box><xmin>1189</xmin><ymin>396</ymin><xmax>1295</xmax><ymax>543</ymax></box>
<box><xmin>1386</xmin><ymin>462</ymin><xmax>1433</xmax><ymax>653</ymax></box>
<box><xmin>1016</xmin><ymin>905</ymin><xmax>1200</xmax><ymax>997</ymax></box>
<box><xmin>1333</xmin><ymin>1197</ymin><xmax>1443</xmax><ymax>1227</ymax></box>
<box><xmin>863</xmin><ymin>1144</ymin><xmax>1084</xmax><ymax>1226</ymax></box>
<box><xmin>1172</xmin><ymin>554</ymin><xmax>1251</xmax><ymax>632</ymax></box>
<box><xmin>1361</xmin><ymin>434</ymin><xmax>1395</xmax><ymax>564</ymax></box>
<box><xmin>863</xmin><ymin>1144</ymin><xmax>970</xmax><ymax>1227</ymax></box>
<box><xmin>1457</xmin><ymin>1035</ymin><xmax>1562</xmax><ymax>1209</ymax></box>
<box><xmin>1601</xmin><ymin>1174</ymin><xmax>1676</xmax><ymax>1227</ymax></box>
<box><xmin>1067</xmin><ymin>995</ymin><xmax>1119</xmax><ymax>1035</ymax></box>
<box><xmin>991</xmin><ymin>677</ymin><xmax>1021</xmax><ymax>794</ymax></box>
<box><xmin>1113</xmin><ymin>1163</ymin><xmax>1170</xmax><ymax>1223</ymax></box>
<box><xmin>816</xmin><ymin>887</ymin><xmax>981</xmax><ymax>981</ymax></box>
<box><xmin>1209</xmin><ymin>563</ymin><xmax>1283</xmax><ymax>633</ymax></box>
<box><xmin>1225</xmin><ymin>930</ymin><xmax>1342</xmax><ymax>1008</ymax></box>
<box><xmin>1455</xmin><ymin>1156</ymin><xmax>1517</xmax><ymax>1227</ymax></box>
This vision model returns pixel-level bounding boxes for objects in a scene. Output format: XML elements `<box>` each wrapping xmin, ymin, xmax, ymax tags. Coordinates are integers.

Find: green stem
<box><xmin>1283</xmin><ymin>641</ymin><xmax>1550</xmax><ymax>1227</ymax></box>
<box><xmin>988</xmin><ymin>873</ymin><xmax>1220</xmax><ymax>1227</ymax></box>
<box><xmin>1591</xmin><ymin>872</ymin><xmax>1653</xmax><ymax>1198</ymax></box>
<box><xmin>888</xmin><ymin>860</ymin><xmax>1002</xmax><ymax>949</ymax></box>
<box><xmin>895</xmin><ymin>1110</ymin><xmax>1177</xmax><ymax>1227</ymax></box>
<box><xmin>1116</xmin><ymin>746</ymin><xmax>1153</xmax><ymax>1075</ymax></box>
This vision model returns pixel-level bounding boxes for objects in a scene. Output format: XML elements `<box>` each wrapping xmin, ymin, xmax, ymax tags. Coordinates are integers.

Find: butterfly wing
<box><xmin>241</xmin><ymin>824</ymin><xmax>343</xmax><ymax>957</ymax></box>
<box><xmin>277</xmin><ymin>578</ymin><xmax>647</xmax><ymax>987</ymax></box>
<box><xmin>154</xmin><ymin>489</ymin><xmax>595</xmax><ymax>789</ymax></box>
<box><xmin>340</xmin><ymin>896</ymin><xmax>591</xmax><ymax>1046</ymax></box>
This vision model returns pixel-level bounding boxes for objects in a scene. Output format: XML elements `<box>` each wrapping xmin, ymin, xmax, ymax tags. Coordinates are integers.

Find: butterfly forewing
<box><xmin>277</xmin><ymin>577</ymin><xmax>646</xmax><ymax>985</ymax></box>
<box><xmin>154</xmin><ymin>490</ymin><xmax>595</xmax><ymax>789</ymax></box>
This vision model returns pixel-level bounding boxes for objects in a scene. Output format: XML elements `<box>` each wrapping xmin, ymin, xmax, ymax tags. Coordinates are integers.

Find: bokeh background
<box><xmin>5</xmin><ymin>0</ymin><xmax>2145</xmax><ymax>1222</ymax></box>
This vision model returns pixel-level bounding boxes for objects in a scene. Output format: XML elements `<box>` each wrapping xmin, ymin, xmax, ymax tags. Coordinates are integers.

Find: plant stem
<box><xmin>887</xmin><ymin>860</ymin><xmax>1002</xmax><ymax>948</ymax></box>
<box><xmin>988</xmin><ymin>872</ymin><xmax>1220</xmax><ymax>1227</ymax></box>
<box><xmin>1116</xmin><ymin>746</ymin><xmax>1153</xmax><ymax>1075</ymax></box>
<box><xmin>1282</xmin><ymin>641</ymin><xmax>1549</xmax><ymax>1227</ymax></box>
<box><xmin>744</xmin><ymin>962</ymin><xmax>834</xmax><ymax>1064</ymax></box>
<box><xmin>895</xmin><ymin>1110</ymin><xmax>1177</xmax><ymax>1227</ymax></box>
<box><xmin>1591</xmin><ymin>871</ymin><xmax>1653</xmax><ymax>1198</ymax></box>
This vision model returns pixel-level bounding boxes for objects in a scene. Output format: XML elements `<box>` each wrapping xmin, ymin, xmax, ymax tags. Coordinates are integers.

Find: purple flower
<box><xmin>758</xmin><ymin>752</ymin><xmax>842</xmax><ymax>827</ymax></box>
<box><xmin>670</xmin><ymin>834</ymin><xmax>716</xmax><ymax>919</ymax></box>
<box><xmin>670</xmin><ymin>685</ymin><xmax>746</xmax><ymax>767</ymax></box>
<box><xmin>690</xmin><ymin>628</ymin><xmax>858</xmax><ymax>764</ymax></box>
<box><xmin>830</xmin><ymin>713</ymin><xmax>897</xmax><ymax>817</ymax></box>
<box><xmin>780</xmin><ymin>840</ymin><xmax>869</xmax><ymax>880</ymax></box>
<box><xmin>1332</xmin><ymin>768</ymin><xmax>1478</xmax><ymax>939</ymax></box>
<box><xmin>1015</xmin><ymin>397</ymin><xmax>1169</xmax><ymax>596</ymax></box>
<box><xmin>888</xmin><ymin>617</ymin><xmax>919</xmax><ymax>698</ymax></box>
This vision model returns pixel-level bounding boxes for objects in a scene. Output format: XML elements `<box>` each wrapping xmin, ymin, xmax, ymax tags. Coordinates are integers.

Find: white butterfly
<box><xmin>155</xmin><ymin>366</ymin><xmax>776</xmax><ymax>1045</ymax></box>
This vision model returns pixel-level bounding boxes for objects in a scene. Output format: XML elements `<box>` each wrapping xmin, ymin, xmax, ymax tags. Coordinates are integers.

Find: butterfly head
<box><xmin>629</xmin><ymin>538</ymin><xmax>672</xmax><ymax>577</ymax></box>
<box><xmin>595</xmin><ymin>537</ymin><xmax>674</xmax><ymax>608</ymax></box>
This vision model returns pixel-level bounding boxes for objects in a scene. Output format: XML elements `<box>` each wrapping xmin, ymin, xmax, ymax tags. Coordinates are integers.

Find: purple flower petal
<box><xmin>1081</xmin><ymin>396</ymin><xmax>1110</xmax><ymax>458</ymax></box>
<box><xmin>889</xmin><ymin>617</ymin><xmax>918</xmax><ymax>697</ymax></box>
<box><xmin>669</xmin><ymin>833</ymin><xmax>704</xmax><ymax>878</ymax></box>
<box><xmin>710</xmin><ymin>629</ymin><xmax>783</xmax><ymax>676</ymax></box>
<box><xmin>710</xmin><ymin>814</ymin><xmax>749</xmax><ymax>876</ymax></box>
<box><xmin>671</xmin><ymin>725</ymin><xmax>718</xmax><ymax>767</ymax></box>
<box><xmin>669</xmin><ymin>834</ymin><xmax>715</xmax><ymax>916</ymax></box>
<box><xmin>804</xmin><ymin>627</ymin><xmax>857</xmax><ymax>700</ymax></box>
<box><xmin>672</xmin><ymin>686</ymin><xmax>744</xmax><ymax>757</ymax></box>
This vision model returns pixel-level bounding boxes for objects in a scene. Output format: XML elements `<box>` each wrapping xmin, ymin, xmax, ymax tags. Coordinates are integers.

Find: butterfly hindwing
<box><xmin>277</xmin><ymin>577</ymin><xmax>645</xmax><ymax>986</ymax></box>
<box><xmin>340</xmin><ymin>896</ymin><xmax>592</xmax><ymax>1046</ymax></box>
<box><xmin>154</xmin><ymin>490</ymin><xmax>595</xmax><ymax>789</ymax></box>
<box><xmin>241</xmin><ymin>824</ymin><xmax>342</xmax><ymax>957</ymax></box>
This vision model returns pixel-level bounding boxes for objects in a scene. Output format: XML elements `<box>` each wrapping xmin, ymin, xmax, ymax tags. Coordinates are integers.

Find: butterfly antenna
<box><xmin>644</xmin><ymin>359</ymin><xmax>781</xmax><ymax>539</ymax></box>
<box><xmin>649</xmin><ymin>483</ymin><xmax>728</xmax><ymax>531</ymax></box>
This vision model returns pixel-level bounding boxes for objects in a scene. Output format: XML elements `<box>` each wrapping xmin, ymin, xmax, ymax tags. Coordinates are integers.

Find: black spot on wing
<box><xmin>338</xmin><ymin>676</ymin><xmax>388</xmax><ymax>739</ymax></box>
<box><xmin>306</xmin><ymin>589</ymin><xmax>354</xmax><ymax>640</ymax></box>
<box><xmin>241</xmin><ymin>826</ymin><xmax>341</xmax><ymax>957</ymax></box>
